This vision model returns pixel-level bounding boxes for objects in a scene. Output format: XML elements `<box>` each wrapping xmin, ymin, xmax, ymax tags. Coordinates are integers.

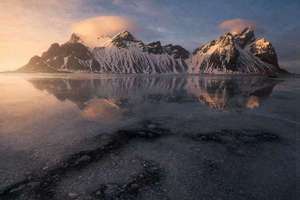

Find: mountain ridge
<box><xmin>190</xmin><ymin>28</ymin><xmax>287</xmax><ymax>75</ymax></box>
<box><xmin>18</xmin><ymin>29</ymin><xmax>288</xmax><ymax>75</ymax></box>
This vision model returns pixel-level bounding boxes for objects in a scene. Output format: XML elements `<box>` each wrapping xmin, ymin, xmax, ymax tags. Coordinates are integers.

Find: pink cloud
<box><xmin>71</xmin><ymin>16</ymin><xmax>137</xmax><ymax>46</ymax></box>
<box><xmin>219</xmin><ymin>18</ymin><xmax>256</xmax><ymax>34</ymax></box>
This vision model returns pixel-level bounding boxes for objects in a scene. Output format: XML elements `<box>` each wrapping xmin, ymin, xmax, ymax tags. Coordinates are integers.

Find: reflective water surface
<box><xmin>0</xmin><ymin>74</ymin><xmax>298</xmax><ymax>200</ymax></box>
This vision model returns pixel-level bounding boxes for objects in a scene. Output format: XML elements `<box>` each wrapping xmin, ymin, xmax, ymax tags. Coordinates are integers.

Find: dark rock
<box><xmin>17</xmin><ymin>30</ymin><xmax>189</xmax><ymax>73</ymax></box>
<box><xmin>93</xmin><ymin>160</ymin><xmax>162</xmax><ymax>200</ymax></box>
<box><xmin>164</xmin><ymin>44</ymin><xmax>190</xmax><ymax>59</ymax></box>
<box><xmin>111</xmin><ymin>31</ymin><xmax>139</xmax><ymax>48</ymax></box>
<box><xmin>235</xmin><ymin>28</ymin><xmax>256</xmax><ymax>48</ymax></box>
<box><xmin>192</xmin><ymin>129</ymin><xmax>280</xmax><ymax>144</ymax></box>
<box><xmin>69</xmin><ymin>33</ymin><xmax>81</xmax><ymax>43</ymax></box>
<box><xmin>192</xmin><ymin>27</ymin><xmax>287</xmax><ymax>74</ymax></box>
<box><xmin>74</xmin><ymin>155</ymin><xmax>91</xmax><ymax>166</ymax></box>
<box><xmin>190</xmin><ymin>129</ymin><xmax>280</xmax><ymax>156</ymax></box>
<box><xmin>145</xmin><ymin>41</ymin><xmax>164</xmax><ymax>54</ymax></box>
<box><xmin>250</xmin><ymin>38</ymin><xmax>279</xmax><ymax>67</ymax></box>
<box><xmin>18</xmin><ymin>56</ymin><xmax>59</xmax><ymax>73</ymax></box>
<box><xmin>19</xmin><ymin>41</ymin><xmax>100</xmax><ymax>73</ymax></box>
<box><xmin>0</xmin><ymin>124</ymin><xmax>169</xmax><ymax>200</ymax></box>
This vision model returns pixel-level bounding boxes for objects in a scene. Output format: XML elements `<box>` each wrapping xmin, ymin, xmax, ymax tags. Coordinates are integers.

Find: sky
<box><xmin>0</xmin><ymin>0</ymin><xmax>299</xmax><ymax>72</ymax></box>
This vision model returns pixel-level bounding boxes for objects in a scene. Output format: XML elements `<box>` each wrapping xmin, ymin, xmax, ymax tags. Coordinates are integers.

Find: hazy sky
<box><xmin>0</xmin><ymin>0</ymin><xmax>299</xmax><ymax>72</ymax></box>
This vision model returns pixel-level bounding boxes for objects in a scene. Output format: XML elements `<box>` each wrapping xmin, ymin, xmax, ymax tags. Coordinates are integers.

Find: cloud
<box><xmin>71</xmin><ymin>16</ymin><xmax>137</xmax><ymax>46</ymax></box>
<box><xmin>111</xmin><ymin>0</ymin><xmax>163</xmax><ymax>16</ymax></box>
<box><xmin>219</xmin><ymin>18</ymin><xmax>257</xmax><ymax>34</ymax></box>
<box><xmin>0</xmin><ymin>0</ymin><xmax>80</xmax><ymax>71</ymax></box>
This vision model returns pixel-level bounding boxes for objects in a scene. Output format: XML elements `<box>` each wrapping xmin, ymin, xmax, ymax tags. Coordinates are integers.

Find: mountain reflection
<box><xmin>187</xmin><ymin>77</ymin><xmax>278</xmax><ymax>110</ymax></box>
<box><xmin>81</xmin><ymin>98</ymin><xmax>124</xmax><ymax>122</ymax></box>
<box><xmin>29</xmin><ymin>76</ymin><xmax>280</xmax><ymax>112</ymax></box>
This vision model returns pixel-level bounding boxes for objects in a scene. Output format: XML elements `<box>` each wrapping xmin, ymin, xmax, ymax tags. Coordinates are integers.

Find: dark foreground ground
<box><xmin>0</xmin><ymin>74</ymin><xmax>298</xmax><ymax>200</ymax></box>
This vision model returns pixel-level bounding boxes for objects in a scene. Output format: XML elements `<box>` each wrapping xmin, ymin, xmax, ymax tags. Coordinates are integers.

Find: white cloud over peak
<box><xmin>71</xmin><ymin>16</ymin><xmax>137</xmax><ymax>47</ymax></box>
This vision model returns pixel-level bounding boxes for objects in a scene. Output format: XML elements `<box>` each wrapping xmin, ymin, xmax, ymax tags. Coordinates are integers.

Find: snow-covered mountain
<box><xmin>18</xmin><ymin>31</ymin><xmax>189</xmax><ymax>73</ymax></box>
<box><xmin>18</xmin><ymin>28</ymin><xmax>288</xmax><ymax>75</ymax></box>
<box><xmin>92</xmin><ymin>31</ymin><xmax>189</xmax><ymax>73</ymax></box>
<box><xmin>190</xmin><ymin>28</ymin><xmax>287</xmax><ymax>75</ymax></box>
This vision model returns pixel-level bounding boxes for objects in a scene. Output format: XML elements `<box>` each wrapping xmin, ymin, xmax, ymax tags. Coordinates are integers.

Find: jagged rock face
<box><xmin>91</xmin><ymin>31</ymin><xmax>189</xmax><ymax>73</ymax></box>
<box><xmin>92</xmin><ymin>46</ymin><xmax>188</xmax><ymax>73</ymax></box>
<box><xmin>191</xmin><ymin>28</ymin><xmax>284</xmax><ymax>75</ymax></box>
<box><xmin>250</xmin><ymin>38</ymin><xmax>279</xmax><ymax>67</ymax></box>
<box><xmin>41</xmin><ymin>42</ymin><xmax>93</xmax><ymax>61</ymax></box>
<box><xmin>143</xmin><ymin>41</ymin><xmax>164</xmax><ymax>54</ymax></box>
<box><xmin>19</xmin><ymin>40</ymin><xmax>101</xmax><ymax>72</ymax></box>
<box><xmin>18</xmin><ymin>29</ymin><xmax>286</xmax><ymax>75</ymax></box>
<box><xmin>18</xmin><ymin>56</ymin><xmax>58</xmax><ymax>73</ymax></box>
<box><xmin>141</xmin><ymin>42</ymin><xmax>190</xmax><ymax>59</ymax></box>
<box><xmin>110</xmin><ymin>31</ymin><xmax>140</xmax><ymax>48</ymax></box>
<box><xmin>19</xmin><ymin>31</ymin><xmax>190</xmax><ymax>74</ymax></box>
<box><xmin>192</xmin><ymin>33</ymin><xmax>240</xmax><ymax>72</ymax></box>
<box><xmin>235</xmin><ymin>28</ymin><xmax>255</xmax><ymax>48</ymax></box>
<box><xmin>164</xmin><ymin>44</ymin><xmax>190</xmax><ymax>59</ymax></box>
<box><xmin>69</xmin><ymin>33</ymin><xmax>82</xmax><ymax>43</ymax></box>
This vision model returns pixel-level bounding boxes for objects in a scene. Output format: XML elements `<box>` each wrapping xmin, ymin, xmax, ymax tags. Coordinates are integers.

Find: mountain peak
<box><xmin>109</xmin><ymin>31</ymin><xmax>140</xmax><ymax>48</ymax></box>
<box><xmin>191</xmin><ymin>28</ymin><xmax>284</xmax><ymax>74</ymax></box>
<box><xmin>240</xmin><ymin>27</ymin><xmax>254</xmax><ymax>35</ymax></box>
<box><xmin>69</xmin><ymin>33</ymin><xmax>82</xmax><ymax>43</ymax></box>
<box><xmin>234</xmin><ymin>27</ymin><xmax>255</xmax><ymax>47</ymax></box>
<box><xmin>112</xmin><ymin>31</ymin><xmax>137</xmax><ymax>42</ymax></box>
<box><xmin>249</xmin><ymin>37</ymin><xmax>279</xmax><ymax>67</ymax></box>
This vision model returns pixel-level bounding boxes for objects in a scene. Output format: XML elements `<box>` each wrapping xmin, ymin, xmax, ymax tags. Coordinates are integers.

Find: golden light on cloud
<box><xmin>0</xmin><ymin>0</ymin><xmax>136</xmax><ymax>72</ymax></box>
<box><xmin>219</xmin><ymin>18</ymin><xmax>256</xmax><ymax>34</ymax></box>
<box><xmin>71</xmin><ymin>16</ymin><xmax>137</xmax><ymax>47</ymax></box>
<box><xmin>0</xmin><ymin>0</ymin><xmax>76</xmax><ymax>71</ymax></box>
